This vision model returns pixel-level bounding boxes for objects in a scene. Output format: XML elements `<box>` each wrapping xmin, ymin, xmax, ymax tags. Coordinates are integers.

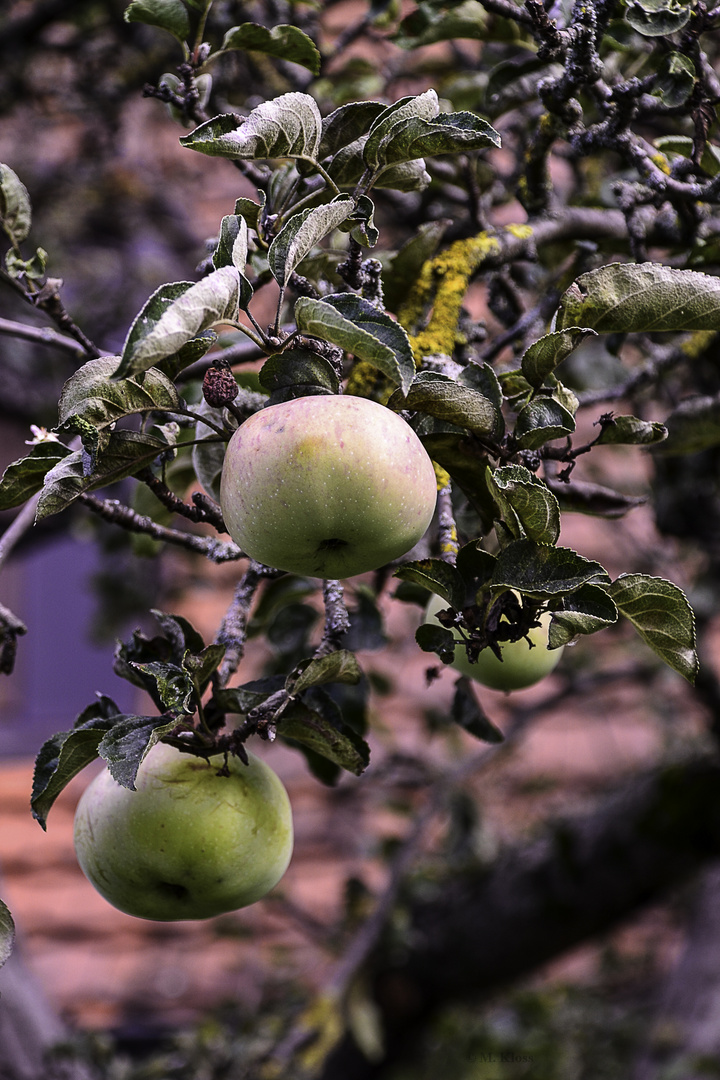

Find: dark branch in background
<box><xmin>0</xmin><ymin>269</ymin><xmax>100</xmax><ymax>359</ymax></box>
<box><xmin>0</xmin><ymin>316</ymin><xmax>88</xmax><ymax>359</ymax></box>
<box><xmin>135</xmin><ymin>467</ymin><xmax>226</xmax><ymax>530</ymax></box>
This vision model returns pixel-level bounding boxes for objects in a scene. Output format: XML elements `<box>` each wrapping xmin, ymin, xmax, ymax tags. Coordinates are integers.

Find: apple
<box><xmin>425</xmin><ymin>592</ymin><xmax>563</xmax><ymax>691</ymax></box>
<box><xmin>73</xmin><ymin>742</ymin><xmax>293</xmax><ymax>921</ymax></box>
<box><xmin>219</xmin><ymin>394</ymin><xmax>437</xmax><ymax>578</ymax></box>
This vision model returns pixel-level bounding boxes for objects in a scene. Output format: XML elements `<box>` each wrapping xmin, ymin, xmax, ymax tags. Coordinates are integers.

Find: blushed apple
<box><xmin>73</xmin><ymin>742</ymin><xmax>293</xmax><ymax>921</ymax></box>
<box><xmin>425</xmin><ymin>592</ymin><xmax>563</xmax><ymax>691</ymax></box>
<box><xmin>219</xmin><ymin>394</ymin><xmax>437</xmax><ymax>578</ymax></box>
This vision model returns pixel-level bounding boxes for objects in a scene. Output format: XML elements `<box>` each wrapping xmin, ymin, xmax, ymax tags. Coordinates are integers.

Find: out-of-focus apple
<box><xmin>425</xmin><ymin>592</ymin><xmax>563</xmax><ymax>691</ymax></box>
<box><xmin>219</xmin><ymin>394</ymin><xmax>437</xmax><ymax>578</ymax></box>
<box><xmin>73</xmin><ymin>742</ymin><xmax>293</xmax><ymax>921</ymax></box>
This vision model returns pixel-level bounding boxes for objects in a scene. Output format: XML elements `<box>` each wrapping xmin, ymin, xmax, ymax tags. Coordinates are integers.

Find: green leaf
<box><xmin>0</xmin><ymin>441</ymin><xmax>71</xmax><ymax>511</ymax></box>
<box><xmin>259</xmin><ymin>349</ymin><xmax>340</xmax><ymax>397</ymax></box>
<box><xmin>280</xmin><ymin>696</ymin><xmax>370</xmax><ymax>776</ymax></box>
<box><xmin>514</xmin><ymin>397</ymin><xmax>575</xmax><ymax>449</ymax></box>
<box><xmin>451</xmin><ymin>679</ymin><xmax>505</xmax><ymax>743</ymax></box>
<box><xmin>35</xmin><ymin>431</ymin><xmax>170</xmax><ymax>519</ymax></box>
<box><xmin>363</xmin><ymin>90</ymin><xmax>440</xmax><ymax>171</ymax></box>
<box><xmin>595</xmin><ymin>414</ymin><xmax>667</xmax><ymax>447</ymax></box>
<box><xmin>98</xmin><ymin>716</ymin><xmax>182</xmax><ymax>789</ymax></box>
<box><xmin>294</xmin><ymin>294</ymin><xmax>415</xmax><ymax>393</ymax></box>
<box><xmin>221</xmin><ymin>22</ymin><xmax>321</xmax><ymax>75</ymax></box>
<box><xmin>491</xmin><ymin>539</ymin><xmax>611</xmax><ymax>597</ymax></box>
<box><xmin>416</xmin><ymin>620</ymin><xmax>456</xmax><ymax>658</ymax></box>
<box><xmin>626</xmin><ymin>0</ymin><xmax>693</xmax><ymax>36</ymax></box>
<box><xmin>117</xmin><ymin>268</ymin><xmax>240</xmax><ymax>377</ymax></box>
<box><xmin>655</xmin><ymin>136</ymin><xmax>720</xmax><ymax>178</ymax></box>
<box><xmin>388</xmin><ymin>371</ymin><xmax>501</xmax><ymax>439</ymax></box>
<box><xmin>556</xmin><ymin>264</ymin><xmax>720</xmax><ymax>334</ymax></box>
<box><xmin>319</xmin><ymin>102</ymin><xmax>387</xmax><ymax>158</ymax></box>
<box><xmin>547</xmin><ymin>584</ymin><xmax>618</xmax><ymax>648</ymax></box>
<box><xmin>31</xmin><ymin>695</ymin><xmax>121</xmax><ymax>828</ymax></box>
<box><xmin>158</xmin><ymin>328</ymin><xmax>218</xmax><ymax>380</ymax></box>
<box><xmin>58</xmin><ymin>356</ymin><xmax>180</xmax><ymax>434</ymax></box>
<box><xmin>213</xmin><ymin>214</ymin><xmax>249</xmax><ymax>272</ymax></box>
<box><xmin>0</xmin><ymin>163</ymin><xmax>31</xmax><ymax>245</ymax></box>
<box><xmin>394</xmin><ymin>0</ymin><xmax>488</xmax><ymax>48</ymax></box>
<box><xmin>656</xmin><ymin>52</ymin><xmax>696</xmax><ymax>107</ymax></box>
<box><xmin>545</xmin><ymin>477</ymin><xmax>648</xmax><ymax>518</ymax></box>
<box><xmin>521</xmin><ymin>328</ymin><xmax>597</xmax><ymax>389</ymax></box>
<box><xmin>486</xmin><ymin>465</ymin><xmax>561</xmax><ymax>545</ymax></box>
<box><xmin>180</xmin><ymin>94</ymin><xmax>322</xmax><ymax>161</ymax></box>
<box><xmin>123</xmin><ymin>0</ymin><xmax>190</xmax><ymax>42</ymax></box>
<box><xmin>366</xmin><ymin>110</ymin><xmax>501</xmax><ymax>172</ymax></box>
<box><xmin>394</xmin><ymin>559</ymin><xmax>466</xmax><ymax>609</ymax></box>
<box><xmin>269</xmin><ymin>197</ymin><xmax>354</xmax><ymax>287</ymax></box>
<box><xmin>347</xmin><ymin>194</ymin><xmax>379</xmax><ymax>248</ymax></box>
<box><xmin>0</xmin><ymin>899</ymin><xmax>14</xmax><ymax>969</ymax></box>
<box><xmin>609</xmin><ymin>574</ymin><xmax>698</xmax><ymax>683</ymax></box>
<box><xmin>234</xmin><ymin>194</ymin><xmax>265</xmax><ymax>232</ymax></box>
<box><xmin>130</xmin><ymin>661</ymin><xmax>195</xmax><ymax>715</ymax></box>
<box><xmin>654</xmin><ymin>394</ymin><xmax>720</xmax><ymax>455</ymax></box>
<box><xmin>290</xmin><ymin>650</ymin><xmax>362</xmax><ymax>696</ymax></box>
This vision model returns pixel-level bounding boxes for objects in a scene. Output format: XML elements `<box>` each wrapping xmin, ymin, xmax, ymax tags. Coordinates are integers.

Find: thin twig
<box><xmin>0</xmin><ymin>316</ymin><xmax>88</xmax><ymax>358</ymax></box>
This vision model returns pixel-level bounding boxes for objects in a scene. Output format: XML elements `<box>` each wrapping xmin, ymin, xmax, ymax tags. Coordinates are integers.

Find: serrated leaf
<box><xmin>31</xmin><ymin>695</ymin><xmax>121</xmax><ymax>828</ymax></box>
<box><xmin>117</xmin><ymin>267</ymin><xmax>240</xmax><ymax>377</ymax></box>
<box><xmin>547</xmin><ymin>584</ymin><xmax>618</xmax><ymax>648</ymax></box>
<box><xmin>158</xmin><ymin>328</ymin><xmax>218</xmax><ymax>380</ymax></box>
<box><xmin>366</xmin><ymin>110</ymin><xmax>501</xmax><ymax>173</ymax></box>
<box><xmin>0</xmin><ymin>163</ymin><xmax>31</xmax><ymax>245</ymax></box>
<box><xmin>654</xmin><ymin>394</ymin><xmax>720</xmax><ymax>455</ymax></box>
<box><xmin>0</xmin><ymin>899</ymin><xmax>14</xmax><ymax>968</ymax></box>
<box><xmin>626</xmin><ymin>0</ymin><xmax>693</xmax><ymax>36</ymax></box>
<box><xmin>521</xmin><ymin>328</ymin><xmax>597</xmax><ymax>388</ymax></box>
<box><xmin>130</xmin><ymin>661</ymin><xmax>195</xmax><ymax>715</ymax></box>
<box><xmin>221</xmin><ymin>22</ymin><xmax>321</xmax><ymax>74</ymax></box>
<box><xmin>595</xmin><ymin>414</ymin><xmax>667</xmax><ymax>446</ymax></box>
<box><xmin>234</xmin><ymin>194</ymin><xmax>265</xmax><ymax>232</ymax></box>
<box><xmin>0</xmin><ymin>441</ymin><xmax>71</xmax><ymax>511</ymax></box>
<box><xmin>545</xmin><ymin>477</ymin><xmax>648</xmax><ymax>518</ymax></box>
<box><xmin>269</xmin><ymin>197</ymin><xmax>354</xmax><ymax>287</ymax></box>
<box><xmin>294</xmin><ymin>294</ymin><xmax>415</xmax><ymax>393</ymax></box>
<box><xmin>364</xmin><ymin>90</ymin><xmax>440</xmax><ymax>171</ymax></box>
<box><xmin>347</xmin><ymin>194</ymin><xmax>379</xmax><ymax>248</ymax></box>
<box><xmin>451</xmin><ymin>678</ymin><xmax>505</xmax><ymax>743</ymax></box>
<box><xmin>656</xmin><ymin>52</ymin><xmax>696</xmax><ymax>107</ymax></box>
<box><xmin>394</xmin><ymin>559</ymin><xmax>466</xmax><ymax>609</ymax></box>
<box><xmin>394</xmin><ymin>0</ymin><xmax>488</xmax><ymax>48</ymax></box>
<box><xmin>609</xmin><ymin>573</ymin><xmax>697</xmax><ymax>682</ymax></box>
<box><xmin>98</xmin><ymin>716</ymin><xmax>181</xmax><ymax>789</ymax></box>
<box><xmin>491</xmin><ymin>539</ymin><xmax>611</xmax><ymax>596</ymax></box>
<box><xmin>35</xmin><ymin>431</ymin><xmax>169</xmax><ymax>519</ymax></box>
<box><xmin>213</xmin><ymin>676</ymin><xmax>286</xmax><ymax>718</ymax></box>
<box><xmin>180</xmin><ymin>94</ymin><xmax>322</xmax><ymax>161</ymax></box>
<box><xmin>319</xmin><ymin>102</ymin><xmax>387</xmax><ymax>158</ymax></box>
<box><xmin>280</xmin><ymin>697</ymin><xmax>370</xmax><ymax>776</ymax></box>
<box><xmin>151</xmin><ymin>608</ymin><xmax>207</xmax><ymax>660</ymax></box>
<box><xmin>388</xmin><ymin>371</ymin><xmax>501</xmax><ymax>439</ymax></box>
<box><xmin>416</xmin><ymin>620</ymin><xmax>456</xmax><ymax>657</ymax></box>
<box><xmin>58</xmin><ymin>356</ymin><xmax>180</xmax><ymax>433</ymax></box>
<box><xmin>290</xmin><ymin>650</ymin><xmax>362</xmax><ymax>696</ymax></box>
<box><xmin>556</xmin><ymin>264</ymin><xmax>720</xmax><ymax>334</ymax></box>
<box><xmin>123</xmin><ymin>0</ymin><xmax>190</xmax><ymax>42</ymax></box>
<box><xmin>514</xmin><ymin>397</ymin><xmax>575</xmax><ymax>449</ymax></box>
<box><xmin>486</xmin><ymin>464</ymin><xmax>561</xmax><ymax>545</ymax></box>
<box><xmin>259</xmin><ymin>349</ymin><xmax>340</xmax><ymax>396</ymax></box>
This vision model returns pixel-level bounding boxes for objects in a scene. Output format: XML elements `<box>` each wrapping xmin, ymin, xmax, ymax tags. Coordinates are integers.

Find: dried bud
<box><xmin>203</xmin><ymin>361</ymin><xmax>239</xmax><ymax>409</ymax></box>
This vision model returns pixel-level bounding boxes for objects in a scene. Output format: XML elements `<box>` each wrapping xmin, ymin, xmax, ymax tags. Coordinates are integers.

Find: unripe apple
<box><xmin>73</xmin><ymin>743</ymin><xmax>293</xmax><ymax>921</ymax></box>
<box><xmin>219</xmin><ymin>394</ymin><xmax>437</xmax><ymax>578</ymax></box>
<box><xmin>425</xmin><ymin>592</ymin><xmax>563</xmax><ymax>691</ymax></box>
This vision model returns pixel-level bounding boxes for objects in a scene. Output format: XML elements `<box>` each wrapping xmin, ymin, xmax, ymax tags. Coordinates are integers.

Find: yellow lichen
<box><xmin>504</xmin><ymin>223</ymin><xmax>533</xmax><ymax>240</ymax></box>
<box><xmin>399</xmin><ymin>232</ymin><xmax>501</xmax><ymax>364</ymax></box>
<box><xmin>650</xmin><ymin>153</ymin><xmax>671</xmax><ymax>176</ymax></box>
<box><xmin>433</xmin><ymin>462</ymin><xmax>451</xmax><ymax>490</ymax></box>
<box><xmin>681</xmin><ymin>330</ymin><xmax>717</xmax><ymax>358</ymax></box>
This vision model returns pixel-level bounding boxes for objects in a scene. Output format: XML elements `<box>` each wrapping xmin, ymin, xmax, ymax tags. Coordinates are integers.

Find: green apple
<box><xmin>425</xmin><ymin>592</ymin><xmax>563</xmax><ymax>691</ymax></box>
<box><xmin>73</xmin><ymin>742</ymin><xmax>293</xmax><ymax>921</ymax></box>
<box><xmin>219</xmin><ymin>394</ymin><xmax>437</xmax><ymax>579</ymax></box>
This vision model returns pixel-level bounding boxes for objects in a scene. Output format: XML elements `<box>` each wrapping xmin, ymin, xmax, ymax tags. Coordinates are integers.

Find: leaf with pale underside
<box><xmin>394</xmin><ymin>559</ymin><xmax>466</xmax><ymax>610</ymax></box>
<box><xmin>0</xmin><ymin>441</ymin><xmax>72</xmax><ymax>511</ymax></box>
<box><xmin>180</xmin><ymin>94</ymin><xmax>322</xmax><ymax>161</ymax></box>
<box><xmin>116</xmin><ymin>267</ymin><xmax>240</xmax><ymax>377</ymax></box>
<box><xmin>0</xmin><ymin>163</ymin><xmax>31</xmax><ymax>245</ymax></box>
<box><xmin>547</xmin><ymin>584</ymin><xmax>618</xmax><ymax>648</ymax></box>
<box><xmin>556</xmin><ymin>264</ymin><xmax>720</xmax><ymax>334</ymax></box>
<box><xmin>363</xmin><ymin>90</ymin><xmax>440</xmax><ymax>171</ymax></box>
<box><xmin>289</xmin><ymin>651</ymin><xmax>362</xmax><ymax>696</ymax></box>
<box><xmin>269</xmin><ymin>197</ymin><xmax>354</xmax><ymax>286</ymax></box>
<box><xmin>0</xmin><ymin>900</ymin><xmax>14</xmax><ymax>968</ymax></box>
<box><xmin>388</xmin><ymin>372</ymin><xmax>501</xmax><ymax>439</ymax></box>
<box><xmin>294</xmin><ymin>294</ymin><xmax>415</xmax><ymax>393</ymax></box>
<box><xmin>609</xmin><ymin>573</ymin><xmax>697</xmax><ymax>683</ymax></box>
